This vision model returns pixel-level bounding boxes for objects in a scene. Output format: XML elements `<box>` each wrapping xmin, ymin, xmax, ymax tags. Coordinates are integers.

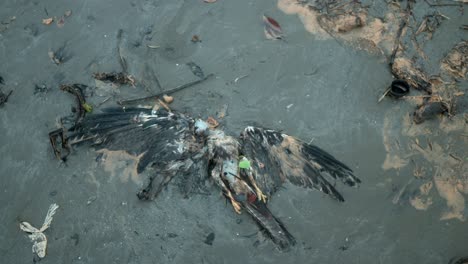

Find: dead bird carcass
<box><xmin>52</xmin><ymin>105</ymin><xmax>360</xmax><ymax>250</ymax></box>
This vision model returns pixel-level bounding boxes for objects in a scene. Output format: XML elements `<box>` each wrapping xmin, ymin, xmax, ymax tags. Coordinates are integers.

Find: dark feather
<box><xmin>240</xmin><ymin>127</ymin><xmax>360</xmax><ymax>201</ymax></box>
<box><xmin>243</xmin><ymin>198</ymin><xmax>296</xmax><ymax>251</ymax></box>
<box><xmin>67</xmin><ymin>107</ymin><xmax>207</xmax><ymax>200</ymax></box>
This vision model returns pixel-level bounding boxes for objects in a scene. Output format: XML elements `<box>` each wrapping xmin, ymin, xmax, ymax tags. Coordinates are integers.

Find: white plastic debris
<box><xmin>20</xmin><ymin>203</ymin><xmax>59</xmax><ymax>258</ymax></box>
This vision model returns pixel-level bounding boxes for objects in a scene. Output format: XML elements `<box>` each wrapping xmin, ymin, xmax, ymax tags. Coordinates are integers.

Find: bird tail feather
<box><xmin>243</xmin><ymin>199</ymin><xmax>296</xmax><ymax>251</ymax></box>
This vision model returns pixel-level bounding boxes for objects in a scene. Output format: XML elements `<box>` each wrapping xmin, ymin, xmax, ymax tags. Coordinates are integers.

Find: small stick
<box><xmin>401</xmin><ymin>95</ymin><xmax>433</xmax><ymax>99</ymax></box>
<box><xmin>378</xmin><ymin>87</ymin><xmax>391</xmax><ymax>103</ymax></box>
<box><xmin>234</xmin><ymin>74</ymin><xmax>249</xmax><ymax>84</ymax></box>
<box><xmin>389</xmin><ymin>0</ymin><xmax>413</xmax><ymax>67</ymax></box>
<box><xmin>449</xmin><ymin>153</ymin><xmax>461</xmax><ymax>162</ymax></box>
<box><xmin>117</xmin><ymin>29</ymin><xmax>128</xmax><ymax>74</ymax></box>
<box><xmin>424</xmin><ymin>0</ymin><xmax>462</xmax><ymax>7</ymax></box>
<box><xmin>118</xmin><ymin>73</ymin><xmax>214</xmax><ymax>106</ymax></box>
<box><xmin>96</xmin><ymin>96</ymin><xmax>111</xmax><ymax>108</ymax></box>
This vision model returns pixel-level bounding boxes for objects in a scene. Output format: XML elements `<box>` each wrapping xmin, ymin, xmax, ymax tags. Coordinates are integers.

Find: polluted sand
<box><xmin>96</xmin><ymin>149</ymin><xmax>144</xmax><ymax>185</ymax></box>
<box><xmin>382</xmin><ymin>108</ymin><xmax>467</xmax><ymax>220</ymax></box>
<box><xmin>277</xmin><ymin>0</ymin><xmax>400</xmax><ymax>54</ymax></box>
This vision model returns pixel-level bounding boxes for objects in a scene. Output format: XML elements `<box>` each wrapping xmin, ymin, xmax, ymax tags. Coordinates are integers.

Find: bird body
<box><xmin>60</xmin><ymin>106</ymin><xmax>360</xmax><ymax>251</ymax></box>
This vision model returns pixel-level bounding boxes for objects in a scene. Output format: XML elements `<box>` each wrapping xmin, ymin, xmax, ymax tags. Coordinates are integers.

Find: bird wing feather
<box><xmin>240</xmin><ymin>126</ymin><xmax>360</xmax><ymax>201</ymax></box>
<box><xmin>67</xmin><ymin>107</ymin><xmax>208</xmax><ymax>199</ymax></box>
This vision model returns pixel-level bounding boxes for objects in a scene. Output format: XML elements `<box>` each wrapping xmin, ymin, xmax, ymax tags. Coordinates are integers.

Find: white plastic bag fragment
<box><xmin>20</xmin><ymin>203</ymin><xmax>59</xmax><ymax>258</ymax></box>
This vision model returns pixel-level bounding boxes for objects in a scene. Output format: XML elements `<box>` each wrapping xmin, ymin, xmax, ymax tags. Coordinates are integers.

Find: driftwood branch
<box><xmin>118</xmin><ymin>73</ymin><xmax>214</xmax><ymax>106</ymax></box>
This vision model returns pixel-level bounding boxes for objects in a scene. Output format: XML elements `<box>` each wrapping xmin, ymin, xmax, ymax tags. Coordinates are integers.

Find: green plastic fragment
<box><xmin>239</xmin><ymin>158</ymin><xmax>250</xmax><ymax>169</ymax></box>
<box><xmin>82</xmin><ymin>103</ymin><xmax>93</xmax><ymax>113</ymax></box>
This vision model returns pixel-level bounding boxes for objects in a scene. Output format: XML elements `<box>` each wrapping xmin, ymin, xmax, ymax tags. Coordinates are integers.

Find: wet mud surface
<box><xmin>0</xmin><ymin>0</ymin><xmax>467</xmax><ymax>263</ymax></box>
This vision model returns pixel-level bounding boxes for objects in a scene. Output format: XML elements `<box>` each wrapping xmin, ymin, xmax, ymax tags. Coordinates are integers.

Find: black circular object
<box><xmin>389</xmin><ymin>79</ymin><xmax>410</xmax><ymax>98</ymax></box>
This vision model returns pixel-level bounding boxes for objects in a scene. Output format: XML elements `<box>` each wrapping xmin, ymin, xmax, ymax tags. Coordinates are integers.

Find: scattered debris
<box><xmin>389</xmin><ymin>0</ymin><xmax>413</xmax><ymax>67</ymax></box>
<box><xmin>234</xmin><ymin>74</ymin><xmax>249</xmax><ymax>84</ymax></box>
<box><xmin>49</xmin><ymin>128</ymin><xmax>70</xmax><ymax>161</ymax></box>
<box><xmin>415</xmin><ymin>12</ymin><xmax>447</xmax><ymax>39</ymax></box>
<box><xmin>391</xmin><ymin>58</ymin><xmax>431</xmax><ymax>93</ymax></box>
<box><xmin>338</xmin><ymin>237</ymin><xmax>351</xmax><ymax>251</ymax></box>
<box><xmin>118</xmin><ymin>73</ymin><xmax>214</xmax><ymax>106</ymax></box>
<box><xmin>441</xmin><ymin>41</ymin><xmax>467</xmax><ymax>79</ymax></box>
<box><xmin>0</xmin><ymin>89</ymin><xmax>13</xmax><ymax>107</ymax></box>
<box><xmin>186</xmin><ymin>62</ymin><xmax>205</xmax><ymax>79</ymax></box>
<box><xmin>413</xmin><ymin>96</ymin><xmax>449</xmax><ymax>124</ymax></box>
<box><xmin>410</xmin><ymin>181</ymin><xmax>434</xmax><ymax>210</ymax></box>
<box><xmin>204</xmin><ymin>232</ymin><xmax>215</xmax><ymax>245</ymax></box>
<box><xmin>389</xmin><ymin>79</ymin><xmax>410</xmax><ymax>98</ymax></box>
<box><xmin>162</xmin><ymin>94</ymin><xmax>174</xmax><ymax>104</ymax></box>
<box><xmin>263</xmin><ymin>15</ymin><xmax>283</xmax><ymax>39</ymax></box>
<box><xmin>60</xmin><ymin>84</ymin><xmax>89</xmax><ymax>125</ymax></box>
<box><xmin>48</xmin><ymin>44</ymin><xmax>69</xmax><ymax>65</ymax></box>
<box><xmin>147</xmin><ymin>44</ymin><xmax>160</xmax><ymax>49</ymax></box>
<box><xmin>315</xmin><ymin>1</ymin><xmax>367</xmax><ymax>34</ymax></box>
<box><xmin>20</xmin><ymin>203</ymin><xmax>59</xmax><ymax>259</ymax></box>
<box><xmin>42</xmin><ymin>18</ymin><xmax>53</xmax><ymax>25</ymax></box>
<box><xmin>204</xmin><ymin>0</ymin><xmax>218</xmax><ymax>3</ymax></box>
<box><xmin>34</xmin><ymin>84</ymin><xmax>50</xmax><ymax>95</ymax></box>
<box><xmin>93</xmin><ymin>72</ymin><xmax>135</xmax><ymax>86</ymax></box>
<box><xmin>64</xmin><ymin>10</ymin><xmax>72</xmax><ymax>17</ymax></box>
<box><xmin>48</xmin><ymin>51</ymin><xmax>61</xmax><ymax>64</ymax></box>
<box><xmin>167</xmin><ymin>233</ymin><xmax>178</xmax><ymax>238</ymax></box>
<box><xmin>191</xmin><ymin>35</ymin><xmax>201</xmax><ymax>43</ymax></box>
<box><xmin>96</xmin><ymin>97</ymin><xmax>111</xmax><ymax>108</ymax></box>
<box><xmin>86</xmin><ymin>196</ymin><xmax>97</xmax><ymax>205</ymax></box>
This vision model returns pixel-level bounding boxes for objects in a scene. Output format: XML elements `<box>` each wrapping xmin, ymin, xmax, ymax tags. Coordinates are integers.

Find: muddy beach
<box><xmin>0</xmin><ymin>0</ymin><xmax>467</xmax><ymax>263</ymax></box>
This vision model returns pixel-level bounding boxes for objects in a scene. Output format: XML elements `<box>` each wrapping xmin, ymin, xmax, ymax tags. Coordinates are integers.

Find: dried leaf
<box><xmin>191</xmin><ymin>35</ymin><xmax>201</xmax><ymax>43</ymax></box>
<box><xmin>64</xmin><ymin>10</ymin><xmax>72</xmax><ymax>17</ymax></box>
<box><xmin>42</xmin><ymin>18</ymin><xmax>53</xmax><ymax>25</ymax></box>
<box><xmin>263</xmin><ymin>15</ymin><xmax>283</xmax><ymax>40</ymax></box>
<box><xmin>186</xmin><ymin>62</ymin><xmax>205</xmax><ymax>79</ymax></box>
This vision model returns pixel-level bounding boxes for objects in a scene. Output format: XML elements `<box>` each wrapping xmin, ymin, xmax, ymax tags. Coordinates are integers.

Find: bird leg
<box><xmin>246</xmin><ymin>170</ymin><xmax>268</xmax><ymax>203</ymax></box>
<box><xmin>211</xmin><ymin>164</ymin><xmax>242</xmax><ymax>214</ymax></box>
<box><xmin>226</xmin><ymin>191</ymin><xmax>242</xmax><ymax>214</ymax></box>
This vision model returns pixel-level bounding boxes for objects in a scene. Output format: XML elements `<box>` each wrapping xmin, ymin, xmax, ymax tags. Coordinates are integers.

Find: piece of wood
<box><xmin>118</xmin><ymin>74</ymin><xmax>214</xmax><ymax>106</ymax></box>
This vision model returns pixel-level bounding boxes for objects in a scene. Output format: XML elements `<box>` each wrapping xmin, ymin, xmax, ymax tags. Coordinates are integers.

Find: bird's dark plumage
<box><xmin>58</xmin><ymin>106</ymin><xmax>360</xmax><ymax>251</ymax></box>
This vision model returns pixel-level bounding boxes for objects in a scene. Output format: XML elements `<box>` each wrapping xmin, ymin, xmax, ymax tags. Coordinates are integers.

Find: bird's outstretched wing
<box><xmin>67</xmin><ymin>107</ymin><xmax>207</xmax><ymax>199</ymax></box>
<box><xmin>239</xmin><ymin>127</ymin><xmax>360</xmax><ymax>201</ymax></box>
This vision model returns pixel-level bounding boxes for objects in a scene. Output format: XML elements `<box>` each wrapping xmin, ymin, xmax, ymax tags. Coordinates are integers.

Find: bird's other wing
<box><xmin>239</xmin><ymin>127</ymin><xmax>360</xmax><ymax>201</ymax></box>
<box><xmin>67</xmin><ymin>107</ymin><xmax>208</xmax><ymax>199</ymax></box>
